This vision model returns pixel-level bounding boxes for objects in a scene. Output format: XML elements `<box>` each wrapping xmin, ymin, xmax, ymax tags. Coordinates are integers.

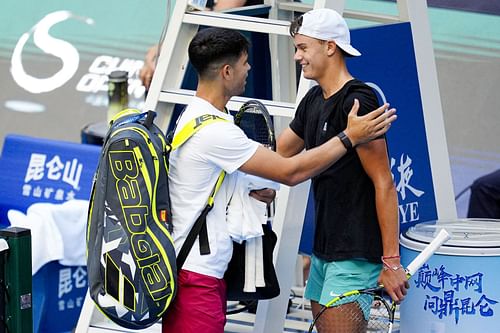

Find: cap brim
<box><xmin>336</xmin><ymin>42</ymin><xmax>361</xmax><ymax>57</ymax></box>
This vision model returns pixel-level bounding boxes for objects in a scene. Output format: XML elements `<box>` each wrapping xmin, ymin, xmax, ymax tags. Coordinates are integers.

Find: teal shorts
<box><xmin>304</xmin><ymin>255</ymin><xmax>381</xmax><ymax>320</ymax></box>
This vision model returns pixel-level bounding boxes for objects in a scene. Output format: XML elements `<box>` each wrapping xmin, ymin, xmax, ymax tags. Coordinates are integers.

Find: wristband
<box><xmin>336</xmin><ymin>131</ymin><xmax>353</xmax><ymax>150</ymax></box>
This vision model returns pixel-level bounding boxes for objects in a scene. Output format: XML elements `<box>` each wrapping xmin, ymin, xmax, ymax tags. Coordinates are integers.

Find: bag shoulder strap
<box><xmin>171</xmin><ymin>114</ymin><xmax>227</xmax><ymax>150</ymax></box>
<box><xmin>176</xmin><ymin>171</ymin><xmax>225</xmax><ymax>269</ymax></box>
<box><xmin>172</xmin><ymin>114</ymin><xmax>228</xmax><ymax>269</ymax></box>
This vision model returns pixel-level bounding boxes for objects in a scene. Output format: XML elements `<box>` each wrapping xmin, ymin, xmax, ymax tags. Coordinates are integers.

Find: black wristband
<box><xmin>337</xmin><ymin>131</ymin><xmax>353</xmax><ymax>150</ymax></box>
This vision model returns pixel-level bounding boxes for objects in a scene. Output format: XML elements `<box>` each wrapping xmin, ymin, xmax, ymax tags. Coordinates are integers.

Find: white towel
<box><xmin>226</xmin><ymin>172</ymin><xmax>278</xmax><ymax>292</ymax></box>
<box><xmin>243</xmin><ymin>173</ymin><xmax>280</xmax><ymax>192</ymax></box>
<box><xmin>8</xmin><ymin>208</ymin><xmax>64</xmax><ymax>274</ymax></box>
<box><xmin>243</xmin><ymin>235</ymin><xmax>266</xmax><ymax>293</ymax></box>
<box><xmin>226</xmin><ymin>172</ymin><xmax>272</xmax><ymax>244</ymax></box>
<box><xmin>44</xmin><ymin>199</ymin><xmax>88</xmax><ymax>267</ymax></box>
<box><xmin>254</xmin><ymin>236</ymin><xmax>265</xmax><ymax>288</ymax></box>
<box><xmin>226</xmin><ymin>172</ymin><xmax>280</xmax><ymax>243</ymax></box>
<box><xmin>243</xmin><ymin>238</ymin><xmax>257</xmax><ymax>292</ymax></box>
<box><xmin>7</xmin><ymin>200</ymin><xmax>89</xmax><ymax>274</ymax></box>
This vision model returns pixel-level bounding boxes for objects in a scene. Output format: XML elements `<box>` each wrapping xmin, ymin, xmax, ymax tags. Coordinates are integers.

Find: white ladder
<box><xmin>142</xmin><ymin>0</ymin><xmax>301</xmax><ymax>132</ymax></box>
<box><xmin>76</xmin><ymin>1</ymin><xmax>454</xmax><ymax>332</ymax></box>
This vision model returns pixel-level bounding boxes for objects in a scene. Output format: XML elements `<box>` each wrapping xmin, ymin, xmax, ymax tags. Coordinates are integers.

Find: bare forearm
<box><xmin>240</xmin><ymin>136</ymin><xmax>347</xmax><ymax>186</ymax></box>
<box><xmin>284</xmin><ymin>136</ymin><xmax>347</xmax><ymax>185</ymax></box>
<box><xmin>376</xmin><ymin>185</ymin><xmax>409</xmax><ymax>303</ymax></box>
<box><xmin>243</xmin><ymin>101</ymin><xmax>398</xmax><ymax>186</ymax></box>
<box><xmin>376</xmin><ymin>186</ymin><xmax>400</xmax><ymax>256</ymax></box>
<box><xmin>276</xmin><ymin>128</ymin><xmax>304</xmax><ymax>158</ymax></box>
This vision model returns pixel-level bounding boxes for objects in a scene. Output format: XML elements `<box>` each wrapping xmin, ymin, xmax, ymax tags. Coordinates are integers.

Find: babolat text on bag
<box><xmin>86</xmin><ymin>109</ymin><xmax>229</xmax><ymax>329</ymax></box>
<box><xmin>86</xmin><ymin>109</ymin><xmax>176</xmax><ymax>329</ymax></box>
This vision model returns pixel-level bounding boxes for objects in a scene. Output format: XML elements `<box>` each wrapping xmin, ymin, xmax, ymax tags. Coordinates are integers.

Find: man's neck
<box><xmin>317</xmin><ymin>59</ymin><xmax>353</xmax><ymax>99</ymax></box>
<box><xmin>195</xmin><ymin>82</ymin><xmax>230</xmax><ymax>113</ymax></box>
<box><xmin>318</xmin><ymin>72</ymin><xmax>353</xmax><ymax>98</ymax></box>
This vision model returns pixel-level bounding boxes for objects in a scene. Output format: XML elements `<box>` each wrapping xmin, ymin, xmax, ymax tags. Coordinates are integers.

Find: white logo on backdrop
<box><xmin>76</xmin><ymin>55</ymin><xmax>146</xmax><ymax>108</ymax></box>
<box><xmin>10</xmin><ymin>10</ymin><xmax>94</xmax><ymax>94</ymax></box>
<box><xmin>392</xmin><ymin>154</ymin><xmax>425</xmax><ymax>201</ymax></box>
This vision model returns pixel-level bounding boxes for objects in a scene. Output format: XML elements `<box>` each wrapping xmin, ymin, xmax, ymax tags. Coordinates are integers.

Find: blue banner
<box><xmin>0</xmin><ymin>134</ymin><xmax>100</xmax><ymax>225</ymax></box>
<box><xmin>348</xmin><ymin>22</ymin><xmax>437</xmax><ymax>230</ymax></box>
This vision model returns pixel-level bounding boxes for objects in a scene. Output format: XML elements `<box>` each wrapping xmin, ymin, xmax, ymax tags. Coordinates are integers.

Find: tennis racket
<box><xmin>227</xmin><ymin>100</ymin><xmax>276</xmax><ymax>316</ymax></box>
<box><xmin>308</xmin><ymin>228</ymin><xmax>452</xmax><ymax>333</ymax></box>
<box><xmin>234</xmin><ymin>99</ymin><xmax>277</xmax><ymax>220</ymax></box>
<box><xmin>234</xmin><ymin>99</ymin><xmax>276</xmax><ymax>151</ymax></box>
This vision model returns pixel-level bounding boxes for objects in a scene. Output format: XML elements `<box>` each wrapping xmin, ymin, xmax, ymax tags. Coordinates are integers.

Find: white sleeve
<box><xmin>197</xmin><ymin>121</ymin><xmax>260</xmax><ymax>174</ymax></box>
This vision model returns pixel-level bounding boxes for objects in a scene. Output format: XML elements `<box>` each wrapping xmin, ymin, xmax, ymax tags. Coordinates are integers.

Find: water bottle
<box><xmin>107</xmin><ymin>70</ymin><xmax>129</xmax><ymax>124</ymax></box>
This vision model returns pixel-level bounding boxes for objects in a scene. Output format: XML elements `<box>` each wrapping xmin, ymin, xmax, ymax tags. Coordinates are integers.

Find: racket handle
<box><xmin>406</xmin><ymin>228</ymin><xmax>451</xmax><ymax>276</ymax></box>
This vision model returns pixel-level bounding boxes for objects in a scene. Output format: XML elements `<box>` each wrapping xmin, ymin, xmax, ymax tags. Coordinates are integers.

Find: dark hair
<box><xmin>289</xmin><ymin>15</ymin><xmax>303</xmax><ymax>37</ymax></box>
<box><xmin>188</xmin><ymin>27</ymin><xmax>250</xmax><ymax>79</ymax></box>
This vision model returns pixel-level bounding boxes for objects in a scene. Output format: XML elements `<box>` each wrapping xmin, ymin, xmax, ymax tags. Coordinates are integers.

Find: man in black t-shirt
<box><xmin>277</xmin><ymin>8</ymin><xmax>409</xmax><ymax>332</ymax></box>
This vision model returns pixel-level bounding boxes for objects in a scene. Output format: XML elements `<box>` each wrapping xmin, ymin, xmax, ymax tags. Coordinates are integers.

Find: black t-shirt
<box><xmin>290</xmin><ymin>79</ymin><xmax>384</xmax><ymax>262</ymax></box>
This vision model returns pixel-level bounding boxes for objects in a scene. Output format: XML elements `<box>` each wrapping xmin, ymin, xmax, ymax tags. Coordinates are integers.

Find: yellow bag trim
<box><xmin>109</xmin><ymin>108</ymin><xmax>141</xmax><ymax>126</ymax></box>
<box><xmin>171</xmin><ymin>113</ymin><xmax>229</xmax><ymax>207</ymax></box>
<box><xmin>207</xmin><ymin>172</ymin><xmax>226</xmax><ymax>207</ymax></box>
<box><xmin>171</xmin><ymin>114</ymin><xmax>227</xmax><ymax>150</ymax></box>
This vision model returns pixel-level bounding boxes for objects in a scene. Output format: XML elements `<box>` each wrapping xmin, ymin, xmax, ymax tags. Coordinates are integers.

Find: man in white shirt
<box><xmin>163</xmin><ymin>27</ymin><xmax>396</xmax><ymax>333</ymax></box>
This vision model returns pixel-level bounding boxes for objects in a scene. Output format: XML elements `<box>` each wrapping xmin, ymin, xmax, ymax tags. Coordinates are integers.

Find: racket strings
<box><xmin>238</xmin><ymin>108</ymin><xmax>271</xmax><ymax>146</ymax></box>
<box><xmin>311</xmin><ymin>294</ymin><xmax>392</xmax><ymax>333</ymax></box>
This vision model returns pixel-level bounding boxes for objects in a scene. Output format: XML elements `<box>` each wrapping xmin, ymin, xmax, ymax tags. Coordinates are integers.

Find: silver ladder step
<box><xmin>159</xmin><ymin>88</ymin><xmax>296</xmax><ymax>117</ymax></box>
<box><xmin>183</xmin><ymin>10</ymin><xmax>291</xmax><ymax>35</ymax></box>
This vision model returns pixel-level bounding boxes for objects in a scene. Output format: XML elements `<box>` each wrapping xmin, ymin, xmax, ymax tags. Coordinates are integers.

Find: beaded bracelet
<box><xmin>381</xmin><ymin>256</ymin><xmax>403</xmax><ymax>271</ymax></box>
<box><xmin>381</xmin><ymin>255</ymin><xmax>401</xmax><ymax>260</ymax></box>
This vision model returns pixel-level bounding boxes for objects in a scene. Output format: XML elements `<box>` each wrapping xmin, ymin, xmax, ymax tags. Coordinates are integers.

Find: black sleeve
<box><xmin>289</xmin><ymin>89</ymin><xmax>312</xmax><ymax>139</ymax></box>
<box><xmin>343</xmin><ymin>83</ymin><xmax>386</xmax><ymax>140</ymax></box>
<box><xmin>342</xmin><ymin>84</ymin><xmax>379</xmax><ymax>118</ymax></box>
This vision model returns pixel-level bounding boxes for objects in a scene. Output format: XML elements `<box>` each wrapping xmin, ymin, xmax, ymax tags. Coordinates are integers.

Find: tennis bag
<box><xmin>86</xmin><ymin>109</ymin><xmax>229</xmax><ymax>329</ymax></box>
<box><xmin>86</xmin><ymin>109</ymin><xmax>176</xmax><ymax>329</ymax></box>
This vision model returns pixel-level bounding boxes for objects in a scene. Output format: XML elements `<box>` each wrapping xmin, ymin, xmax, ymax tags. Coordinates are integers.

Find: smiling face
<box><xmin>293</xmin><ymin>34</ymin><xmax>333</xmax><ymax>81</ymax></box>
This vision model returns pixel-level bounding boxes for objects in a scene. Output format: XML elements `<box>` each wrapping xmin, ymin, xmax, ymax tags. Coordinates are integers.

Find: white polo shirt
<box><xmin>168</xmin><ymin>97</ymin><xmax>259</xmax><ymax>278</ymax></box>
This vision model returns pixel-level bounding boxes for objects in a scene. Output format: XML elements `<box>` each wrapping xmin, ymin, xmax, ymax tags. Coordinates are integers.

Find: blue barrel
<box><xmin>400</xmin><ymin>219</ymin><xmax>500</xmax><ymax>332</ymax></box>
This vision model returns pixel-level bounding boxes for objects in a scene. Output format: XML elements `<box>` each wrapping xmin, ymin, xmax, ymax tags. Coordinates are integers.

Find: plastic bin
<box><xmin>400</xmin><ymin>219</ymin><xmax>500</xmax><ymax>332</ymax></box>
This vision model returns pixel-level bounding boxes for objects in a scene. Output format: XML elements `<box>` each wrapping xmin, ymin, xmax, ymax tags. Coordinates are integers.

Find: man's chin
<box><xmin>303</xmin><ymin>72</ymin><xmax>313</xmax><ymax>80</ymax></box>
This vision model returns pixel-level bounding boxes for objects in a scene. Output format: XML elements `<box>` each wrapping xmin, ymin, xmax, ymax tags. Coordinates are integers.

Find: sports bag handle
<box><xmin>143</xmin><ymin>110</ymin><xmax>156</xmax><ymax>130</ymax></box>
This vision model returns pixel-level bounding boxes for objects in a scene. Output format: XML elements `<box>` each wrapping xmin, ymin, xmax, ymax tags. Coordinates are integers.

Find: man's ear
<box><xmin>221</xmin><ymin>64</ymin><xmax>232</xmax><ymax>79</ymax></box>
<box><xmin>326</xmin><ymin>40</ymin><xmax>337</xmax><ymax>56</ymax></box>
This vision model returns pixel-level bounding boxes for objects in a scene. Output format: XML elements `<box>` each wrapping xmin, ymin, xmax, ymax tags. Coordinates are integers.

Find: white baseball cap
<box><xmin>296</xmin><ymin>8</ymin><xmax>361</xmax><ymax>57</ymax></box>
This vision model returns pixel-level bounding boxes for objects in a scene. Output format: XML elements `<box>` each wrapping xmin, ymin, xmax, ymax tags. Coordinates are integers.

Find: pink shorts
<box><xmin>162</xmin><ymin>269</ymin><xmax>227</xmax><ymax>333</ymax></box>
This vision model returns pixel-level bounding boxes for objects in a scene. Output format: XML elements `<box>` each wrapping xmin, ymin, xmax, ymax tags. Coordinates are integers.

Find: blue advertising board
<box><xmin>0</xmin><ymin>134</ymin><xmax>100</xmax><ymax>225</ymax></box>
<box><xmin>0</xmin><ymin>134</ymin><xmax>100</xmax><ymax>332</ymax></box>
